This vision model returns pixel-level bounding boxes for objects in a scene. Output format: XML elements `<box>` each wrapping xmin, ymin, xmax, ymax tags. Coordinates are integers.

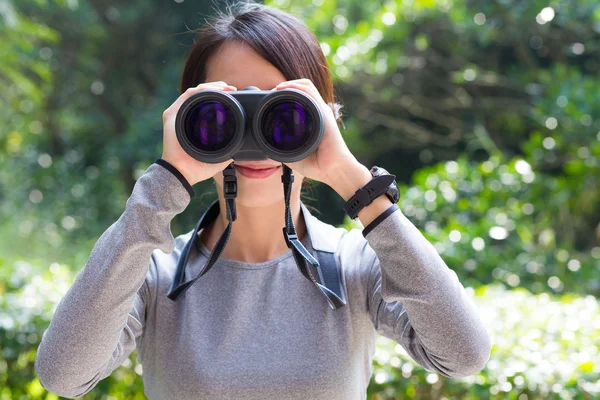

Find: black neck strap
<box><xmin>166</xmin><ymin>163</ymin><xmax>237</xmax><ymax>300</ymax></box>
<box><xmin>280</xmin><ymin>164</ymin><xmax>345</xmax><ymax>309</ymax></box>
<box><xmin>167</xmin><ymin>162</ymin><xmax>345</xmax><ymax>309</ymax></box>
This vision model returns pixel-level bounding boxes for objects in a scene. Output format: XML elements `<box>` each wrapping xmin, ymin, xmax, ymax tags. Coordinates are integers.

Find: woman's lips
<box><xmin>234</xmin><ymin>165</ymin><xmax>281</xmax><ymax>179</ymax></box>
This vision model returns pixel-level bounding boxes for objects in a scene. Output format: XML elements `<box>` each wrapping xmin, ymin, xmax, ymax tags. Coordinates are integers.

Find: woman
<box><xmin>34</xmin><ymin>2</ymin><xmax>491</xmax><ymax>399</ymax></box>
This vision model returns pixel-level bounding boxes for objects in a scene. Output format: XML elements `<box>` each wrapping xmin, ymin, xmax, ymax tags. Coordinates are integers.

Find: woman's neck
<box><xmin>200</xmin><ymin>195</ymin><xmax>307</xmax><ymax>264</ymax></box>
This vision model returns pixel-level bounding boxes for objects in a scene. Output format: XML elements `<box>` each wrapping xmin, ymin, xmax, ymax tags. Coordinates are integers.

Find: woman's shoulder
<box><xmin>143</xmin><ymin>229</ymin><xmax>196</xmax><ymax>298</ymax></box>
<box><xmin>305</xmin><ymin>213</ymin><xmax>375</xmax><ymax>279</ymax></box>
<box><xmin>308</xmin><ymin>215</ymin><xmax>379</xmax><ymax>309</ymax></box>
<box><xmin>304</xmin><ymin>211</ymin><xmax>370</xmax><ymax>256</ymax></box>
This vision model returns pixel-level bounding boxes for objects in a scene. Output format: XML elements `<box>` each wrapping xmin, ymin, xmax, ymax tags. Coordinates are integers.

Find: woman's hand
<box><xmin>161</xmin><ymin>81</ymin><xmax>237</xmax><ymax>186</ymax></box>
<box><xmin>274</xmin><ymin>79</ymin><xmax>364</xmax><ymax>188</ymax></box>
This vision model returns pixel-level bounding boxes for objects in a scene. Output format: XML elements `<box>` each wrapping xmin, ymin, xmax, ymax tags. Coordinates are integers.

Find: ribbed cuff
<box><xmin>362</xmin><ymin>203</ymin><xmax>399</xmax><ymax>238</ymax></box>
<box><xmin>154</xmin><ymin>158</ymin><xmax>195</xmax><ymax>199</ymax></box>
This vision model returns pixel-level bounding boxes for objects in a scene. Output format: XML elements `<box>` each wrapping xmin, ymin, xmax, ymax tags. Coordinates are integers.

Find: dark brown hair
<box><xmin>178</xmin><ymin>1</ymin><xmax>344</xmax><ymax>190</ymax></box>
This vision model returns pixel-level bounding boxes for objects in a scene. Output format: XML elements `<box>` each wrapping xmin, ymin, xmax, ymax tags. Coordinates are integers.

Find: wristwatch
<box><xmin>343</xmin><ymin>165</ymin><xmax>400</xmax><ymax>220</ymax></box>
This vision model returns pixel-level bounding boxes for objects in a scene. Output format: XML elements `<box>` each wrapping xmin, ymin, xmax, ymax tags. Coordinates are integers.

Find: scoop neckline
<box><xmin>194</xmin><ymin>230</ymin><xmax>313</xmax><ymax>270</ymax></box>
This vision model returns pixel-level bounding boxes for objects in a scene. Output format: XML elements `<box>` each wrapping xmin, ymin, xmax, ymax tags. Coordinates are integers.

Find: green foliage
<box><xmin>388</xmin><ymin>62</ymin><xmax>600</xmax><ymax>295</ymax></box>
<box><xmin>2</xmin><ymin>0</ymin><xmax>600</xmax><ymax>398</ymax></box>
<box><xmin>368</xmin><ymin>285</ymin><xmax>600</xmax><ymax>399</ymax></box>
<box><xmin>0</xmin><ymin>0</ymin><xmax>222</xmax><ymax>268</ymax></box>
<box><xmin>393</xmin><ymin>151</ymin><xmax>599</xmax><ymax>295</ymax></box>
<box><xmin>0</xmin><ymin>256</ymin><xmax>144</xmax><ymax>399</ymax></box>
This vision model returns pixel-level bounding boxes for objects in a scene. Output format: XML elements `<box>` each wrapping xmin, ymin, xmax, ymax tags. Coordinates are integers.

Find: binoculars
<box><xmin>175</xmin><ymin>86</ymin><xmax>325</xmax><ymax>163</ymax></box>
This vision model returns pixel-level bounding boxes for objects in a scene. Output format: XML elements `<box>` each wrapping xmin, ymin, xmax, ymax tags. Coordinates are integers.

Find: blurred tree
<box><xmin>1</xmin><ymin>0</ymin><xmax>222</xmax><ymax>268</ymax></box>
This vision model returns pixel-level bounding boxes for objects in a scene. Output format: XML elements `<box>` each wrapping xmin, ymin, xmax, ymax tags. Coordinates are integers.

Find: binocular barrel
<box><xmin>175</xmin><ymin>86</ymin><xmax>324</xmax><ymax>163</ymax></box>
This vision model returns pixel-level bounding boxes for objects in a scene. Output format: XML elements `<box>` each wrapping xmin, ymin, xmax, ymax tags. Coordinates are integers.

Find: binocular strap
<box><xmin>281</xmin><ymin>164</ymin><xmax>346</xmax><ymax>310</ymax></box>
<box><xmin>166</xmin><ymin>163</ymin><xmax>347</xmax><ymax>310</ymax></box>
<box><xmin>166</xmin><ymin>164</ymin><xmax>237</xmax><ymax>301</ymax></box>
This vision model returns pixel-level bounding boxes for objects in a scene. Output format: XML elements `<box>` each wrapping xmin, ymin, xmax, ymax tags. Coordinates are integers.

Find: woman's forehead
<box><xmin>205</xmin><ymin>40</ymin><xmax>286</xmax><ymax>91</ymax></box>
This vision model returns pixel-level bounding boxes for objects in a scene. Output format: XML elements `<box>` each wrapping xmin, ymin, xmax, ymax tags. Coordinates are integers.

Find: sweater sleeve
<box><xmin>34</xmin><ymin>162</ymin><xmax>193</xmax><ymax>398</ymax></box>
<box><xmin>363</xmin><ymin>207</ymin><xmax>492</xmax><ymax>378</ymax></box>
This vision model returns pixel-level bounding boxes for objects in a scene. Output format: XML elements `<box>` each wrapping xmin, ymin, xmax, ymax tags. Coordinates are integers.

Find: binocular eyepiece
<box><xmin>175</xmin><ymin>86</ymin><xmax>324</xmax><ymax>163</ymax></box>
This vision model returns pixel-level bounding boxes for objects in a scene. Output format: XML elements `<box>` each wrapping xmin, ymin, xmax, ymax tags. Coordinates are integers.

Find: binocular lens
<box><xmin>184</xmin><ymin>100</ymin><xmax>237</xmax><ymax>152</ymax></box>
<box><xmin>261</xmin><ymin>100</ymin><xmax>314</xmax><ymax>152</ymax></box>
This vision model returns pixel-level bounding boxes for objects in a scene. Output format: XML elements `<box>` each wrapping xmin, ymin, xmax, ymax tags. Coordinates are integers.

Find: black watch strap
<box><xmin>343</xmin><ymin>174</ymin><xmax>396</xmax><ymax>219</ymax></box>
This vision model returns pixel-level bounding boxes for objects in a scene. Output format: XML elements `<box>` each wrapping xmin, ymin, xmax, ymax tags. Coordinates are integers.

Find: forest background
<box><xmin>1</xmin><ymin>0</ymin><xmax>599</xmax><ymax>398</ymax></box>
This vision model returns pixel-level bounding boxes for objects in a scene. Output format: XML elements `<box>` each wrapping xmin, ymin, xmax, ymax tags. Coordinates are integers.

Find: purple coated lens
<box><xmin>261</xmin><ymin>100</ymin><xmax>314</xmax><ymax>152</ymax></box>
<box><xmin>185</xmin><ymin>100</ymin><xmax>236</xmax><ymax>152</ymax></box>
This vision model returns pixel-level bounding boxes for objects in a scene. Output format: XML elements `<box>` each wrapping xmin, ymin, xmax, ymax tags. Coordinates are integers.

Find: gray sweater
<box><xmin>34</xmin><ymin>161</ymin><xmax>491</xmax><ymax>399</ymax></box>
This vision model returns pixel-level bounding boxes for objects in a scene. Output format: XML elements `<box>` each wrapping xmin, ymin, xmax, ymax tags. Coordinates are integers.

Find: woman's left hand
<box><xmin>274</xmin><ymin>78</ymin><xmax>359</xmax><ymax>187</ymax></box>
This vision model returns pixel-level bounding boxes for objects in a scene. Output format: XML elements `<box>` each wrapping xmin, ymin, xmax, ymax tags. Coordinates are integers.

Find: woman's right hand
<box><xmin>161</xmin><ymin>81</ymin><xmax>238</xmax><ymax>186</ymax></box>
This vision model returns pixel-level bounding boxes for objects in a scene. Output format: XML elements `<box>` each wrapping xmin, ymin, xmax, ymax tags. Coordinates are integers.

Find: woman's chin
<box><xmin>228</xmin><ymin>174</ymin><xmax>279</xmax><ymax>206</ymax></box>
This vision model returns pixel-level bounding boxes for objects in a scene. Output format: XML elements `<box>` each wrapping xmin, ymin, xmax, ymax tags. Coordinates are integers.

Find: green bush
<box><xmin>368</xmin><ymin>285</ymin><xmax>600</xmax><ymax>400</ymax></box>
<box><xmin>388</xmin><ymin>147</ymin><xmax>600</xmax><ymax>297</ymax></box>
<box><xmin>0</xmin><ymin>257</ymin><xmax>144</xmax><ymax>400</ymax></box>
<box><xmin>380</xmin><ymin>70</ymin><xmax>600</xmax><ymax>294</ymax></box>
